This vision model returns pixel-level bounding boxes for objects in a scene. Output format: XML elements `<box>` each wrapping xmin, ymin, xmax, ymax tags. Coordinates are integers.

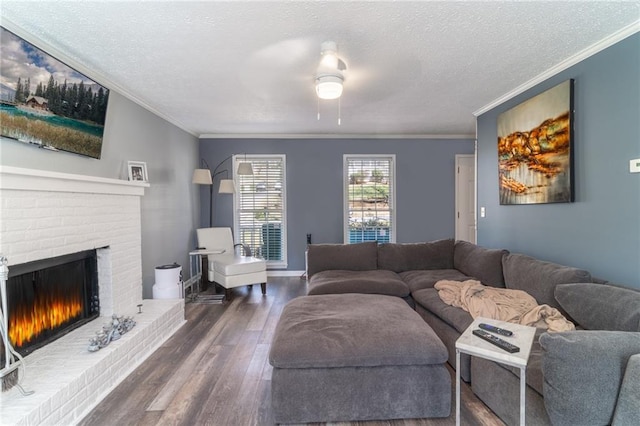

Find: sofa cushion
<box><xmin>540</xmin><ymin>330</ymin><xmax>640</xmax><ymax>426</ymax></box>
<box><xmin>306</xmin><ymin>242</ymin><xmax>377</xmax><ymax>277</ymax></box>
<box><xmin>377</xmin><ymin>239</ymin><xmax>454</xmax><ymax>272</ymax></box>
<box><xmin>555</xmin><ymin>283</ymin><xmax>640</xmax><ymax>331</ymax></box>
<box><xmin>307</xmin><ymin>270</ymin><xmax>410</xmax><ymax>298</ymax></box>
<box><xmin>613</xmin><ymin>353</ymin><xmax>640</xmax><ymax>425</ymax></box>
<box><xmin>270</xmin><ymin>293</ymin><xmax>448</xmax><ymax>368</ymax></box>
<box><xmin>453</xmin><ymin>241</ymin><xmax>508</xmax><ymax>288</ymax></box>
<box><xmin>400</xmin><ymin>269</ymin><xmax>471</xmax><ymax>293</ymax></box>
<box><xmin>411</xmin><ymin>287</ymin><xmax>473</xmax><ymax>334</ymax></box>
<box><xmin>502</xmin><ymin>253</ymin><xmax>591</xmax><ymax>315</ymax></box>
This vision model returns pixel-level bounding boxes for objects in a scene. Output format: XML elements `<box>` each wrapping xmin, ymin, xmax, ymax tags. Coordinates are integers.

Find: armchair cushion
<box><xmin>211</xmin><ymin>254</ymin><xmax>266</xmax><ymax>276</ymax></box>
<box><xmin>196</xmin><ymin>227</ymin><xmax>235</xmax><ymax>253</ymax></box>
<box><xmin>540</xmin><ymin>330</ymin><xmax>640</xmax><ymax>426</ymax></box>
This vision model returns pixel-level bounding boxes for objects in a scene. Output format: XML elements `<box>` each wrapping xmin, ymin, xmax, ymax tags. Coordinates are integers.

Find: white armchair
<box><xmin>196</xmin><ymin>227</ymin><xmax>267</xmax><ymax>298</ymax></box>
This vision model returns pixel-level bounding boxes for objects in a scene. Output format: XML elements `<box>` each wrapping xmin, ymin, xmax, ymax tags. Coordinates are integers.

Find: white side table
<box><xmin>186</xmin><ymin>249</ymin><xmax>225</xmax><ymax>299</ymax></box>
<box><xmin>455</xmin><ymin>317</ymin><xmax>536</xmax><ymax>426</ymax></box>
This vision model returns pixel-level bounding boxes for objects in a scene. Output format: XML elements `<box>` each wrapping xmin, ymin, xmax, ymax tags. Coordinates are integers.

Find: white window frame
<box><xmin>343</xmin><ymin>154</ymin><xmax>396</xmax><ymax>244</ymax></box>
<box><xmin>233</xmin><ymin>154</ymin><xmax>287</xmax><ymax>268</ymax></box>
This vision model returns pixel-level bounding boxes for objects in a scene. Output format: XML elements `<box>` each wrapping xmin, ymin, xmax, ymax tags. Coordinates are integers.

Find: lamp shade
<box><xmin>218</xmin><ymin>179</ymin><xmax>235</xmax><ymax>194</ymax></box>
<box><xmin>192</xmin><ymin>168</ymin><xmax>212</xmax><ymax>185</ymax></box>
<box><xmin>237</xmin><ymin>162</ymin><xmax>254</xmax><ymax>175</ymax></box>
<box><xmin>316</xmin><ymin>74</ymin><xmax>343</xmax><ymax>100</ymax></box>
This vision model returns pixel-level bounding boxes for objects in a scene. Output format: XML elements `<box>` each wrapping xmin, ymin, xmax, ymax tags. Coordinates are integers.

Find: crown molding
<box><xmin>198</xmin><ymin>133</ymin><xmax>476</xmax><ymax>140</ymax></box>
<box><xmin>474</xmin><ymin>21</ymin><xmax>640</xmax><ymax>117</ymax></box>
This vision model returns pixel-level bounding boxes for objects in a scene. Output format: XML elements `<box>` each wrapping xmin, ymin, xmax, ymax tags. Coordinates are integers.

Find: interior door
<box><xmin>455</xmin><ymin>154</ymin><xmax>476</xmax><ymax>243</ymax></box>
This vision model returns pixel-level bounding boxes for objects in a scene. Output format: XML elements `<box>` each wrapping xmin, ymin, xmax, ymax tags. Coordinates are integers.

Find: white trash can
<box><xmin>152</xmin><ymin>263</ymin><xmax>183</xmax><ymax>299</ymax></box>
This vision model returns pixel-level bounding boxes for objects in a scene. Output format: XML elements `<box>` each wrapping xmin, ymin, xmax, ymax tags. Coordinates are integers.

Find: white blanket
<box><xmin>434</xmin><ymin>279</ymin><xmax>575</xmax><ymax>332</ymax></box>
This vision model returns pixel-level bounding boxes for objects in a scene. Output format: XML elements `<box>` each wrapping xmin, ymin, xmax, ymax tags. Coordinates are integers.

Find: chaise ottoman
<box><xmin>268</xmin><ymin>293</ymin><xmax>451</xmax><ymax>423</ymax></box>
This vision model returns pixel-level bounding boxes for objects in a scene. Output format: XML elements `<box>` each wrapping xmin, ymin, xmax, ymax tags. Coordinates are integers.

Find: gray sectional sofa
<box><xmin>305</xmin><ymin>239</ymin><xmax>640</xmax><ymax>425</ymax></box>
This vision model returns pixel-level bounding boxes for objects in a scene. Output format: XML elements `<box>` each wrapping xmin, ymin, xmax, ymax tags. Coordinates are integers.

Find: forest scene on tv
<box><xmin>0</xmin><ymin>26</ymin><xmax>109</xmax><ymax>159</ymax></box>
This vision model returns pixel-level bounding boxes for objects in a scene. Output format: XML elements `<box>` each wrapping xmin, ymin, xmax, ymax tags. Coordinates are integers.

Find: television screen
<box><xmin>0</xmin><ymin>26</ymin><xmax>110</xmax><ymax>159</ymax></box>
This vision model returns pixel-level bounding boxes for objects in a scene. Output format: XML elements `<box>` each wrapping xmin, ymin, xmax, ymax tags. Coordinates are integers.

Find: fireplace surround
<box><xmin>0</xmin><ymin>166</ymin><xmax>185</xmax><ymax>425</ymax></box>
<box><xmin>3</xmin><ymin>249</ymin><xmax>100</xmax><ymax>364</ymax></box>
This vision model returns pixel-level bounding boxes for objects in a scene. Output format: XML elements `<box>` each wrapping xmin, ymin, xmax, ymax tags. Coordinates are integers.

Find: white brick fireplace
<box><xmin>0</xmin><ymin>166</ymin><xmax>185</xmax><ymax>425</ymax></box>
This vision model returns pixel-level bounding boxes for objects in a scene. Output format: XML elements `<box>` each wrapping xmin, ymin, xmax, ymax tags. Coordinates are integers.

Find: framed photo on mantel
<box><xmin>497</xmin><ymin>79</ymin><xmax>575</xmax><ymax>205</ymax></box>
<box><xmin>127</xmin><ymin>161</ymin><xmax>148</xmax><ymax>182</ymax></box>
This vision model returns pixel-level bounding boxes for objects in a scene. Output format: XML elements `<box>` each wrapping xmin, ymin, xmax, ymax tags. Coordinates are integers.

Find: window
<box><xmin>344</xmin><ymin>155</ymin><xmax>396</xmax><ymax>244</ymax></box>
<box><xmin>233</xmin><ymin>154</ymin><xmax>287</xmax><ymax>268</ymax></box>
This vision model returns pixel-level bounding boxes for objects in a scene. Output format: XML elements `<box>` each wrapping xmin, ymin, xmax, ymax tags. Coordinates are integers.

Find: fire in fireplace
<box><xmin>1</xmin><ymin>250</ymin><xmax>99</xmax><ymax>364</ymax></box>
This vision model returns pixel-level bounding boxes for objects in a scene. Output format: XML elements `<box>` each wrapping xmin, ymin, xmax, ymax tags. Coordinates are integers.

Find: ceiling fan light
<box><xmin>316</xmin><ymin>75</ymin><xmax>343</xmax><ymax>100</ymax></box>
<box><xmin>320</xmin><ymin>54</ymin><xmax>338</xmax><ymax>69</ymax></box>
<box><xmin>320</xmin><ymin>51</ymin><xmax>339</xmax><ymax>69</ymax></box>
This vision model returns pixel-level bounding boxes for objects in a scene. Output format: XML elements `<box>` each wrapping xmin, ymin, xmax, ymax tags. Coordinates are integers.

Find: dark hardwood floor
<box><xmin>79</xmin><ymin>277</ymin><xmax>505</xmax><ymax>426</ymax></box>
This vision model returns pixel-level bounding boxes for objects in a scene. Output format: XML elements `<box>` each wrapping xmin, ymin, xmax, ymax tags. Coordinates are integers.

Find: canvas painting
<box><xmin>0</xmin><ymin>26</ymin><xmax>109</xmax><ymax>159</ymax></box>
<box><xmin>497</xmin><ymin>80</ymin><xmax>574</xmax><ymax>205</ymax></box>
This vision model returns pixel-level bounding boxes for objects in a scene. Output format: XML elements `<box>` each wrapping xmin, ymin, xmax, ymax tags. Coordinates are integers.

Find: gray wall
<box><xmin>1</xmin><ymin>91</ymin><xmax>201</xmax><ymax>298</ymax></box>
<box><xmin>199</xmin><ymin>138</ymin><xmax>475</xmax><ymax>270</ymax></box>
<box><xmin>477</xmin><ymin>33</ymin><xmax>640</xmax><ymax>288</ymax></box>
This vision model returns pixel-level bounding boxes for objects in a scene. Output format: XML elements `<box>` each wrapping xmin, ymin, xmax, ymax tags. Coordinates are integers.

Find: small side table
<box><xmin>186</xmin><ymin>249</ymin><xmax>225</xmax><ymax>300</ymax></box>
<box><xmin>455</xmin><ymin>317</ymin><xmax>536</xmax><ymax>426</ymax></box>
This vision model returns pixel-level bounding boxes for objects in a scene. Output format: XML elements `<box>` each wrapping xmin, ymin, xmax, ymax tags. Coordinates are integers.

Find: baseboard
<box><xmin>267</xmin><ymin>270</ymin><xmax>306</xmax><ymax>277</ymax></box>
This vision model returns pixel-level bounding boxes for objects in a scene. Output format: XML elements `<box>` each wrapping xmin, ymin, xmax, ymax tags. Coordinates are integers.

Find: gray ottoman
<box><xmin>269</xmin><ymin>293</ymin><xmax>451</xmax><ymax>423</ymax></box>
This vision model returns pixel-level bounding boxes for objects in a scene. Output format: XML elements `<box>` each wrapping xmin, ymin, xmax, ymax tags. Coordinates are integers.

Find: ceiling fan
<box><xmin>240</xmin><ymin>37</ymin><xmax>418</xmax><ymax>107</ymax></box>
<box><xmin>315</xmin><ymin>41</ymin><xmax>347</xmax><ymax>100</ymax></box>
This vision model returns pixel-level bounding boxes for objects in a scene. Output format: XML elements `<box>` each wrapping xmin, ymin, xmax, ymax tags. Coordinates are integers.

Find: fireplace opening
<box><xmin>1</xmin><ymin>250</ymin><xmax>99</xmax><ymax>364</ymax></box>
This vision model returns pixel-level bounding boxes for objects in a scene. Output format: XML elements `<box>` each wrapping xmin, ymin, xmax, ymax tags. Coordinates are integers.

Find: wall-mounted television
<box><xmin>0</xmin><ymin>26</ymin><xmax>110</xmax><ymax>159</ymax></box>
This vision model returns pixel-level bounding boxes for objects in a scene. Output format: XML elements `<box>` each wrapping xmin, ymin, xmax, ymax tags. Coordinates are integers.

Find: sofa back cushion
<box><xmin>377</xmin><ymin>239</ymin><xmax>454</xmax><ymax>272</ymax></box>
<box><xmin>540</xmin><ymin>330</ymin><xmax>640</xmax><ymax>426</ymax></box>
<box><xmin>453</xmin><ymin>241</ymin><xmax>508</xmax><ymax>288</ymax></box>
<box><xmin>612</xmin><ymin>353</ymin><xmax>640</xmax><ymax>425</ymax></box>
<box><xmin>502</xmin><ymin>253</ymin><xmax>591</xmax><ymax>314</ymax></box>
<box><xmin>555</xmin><ymin>283</ymin><xmax>640</xmax><ymax>331</ymax></box>
<box><xmin>306</xmin><ymin>242</ymin><xmax>377</xmax><ymax>277</ymax></box>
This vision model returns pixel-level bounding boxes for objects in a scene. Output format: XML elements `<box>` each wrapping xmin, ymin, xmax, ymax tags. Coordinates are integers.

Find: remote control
<box><xmin>479</xmin><ymin>322</ymin><xmax>513</xmax><ymax>337</ymax></box>
<box><xmin>472</xmin><ymin>329</ymin><xmax>520</xmax><ymax>353</ymax></box>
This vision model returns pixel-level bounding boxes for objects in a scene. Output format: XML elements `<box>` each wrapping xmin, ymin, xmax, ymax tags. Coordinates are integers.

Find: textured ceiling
<box><xmin>1</xmin><ymin>1</ymin><xmax>639</xmax><ymax>138</ymax></box>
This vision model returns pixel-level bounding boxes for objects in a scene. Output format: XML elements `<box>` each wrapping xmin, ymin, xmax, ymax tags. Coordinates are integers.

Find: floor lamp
<box><xmin>192</xmin><ymin>156</ymin><xmax>253</xmax><ymax>227</ymax></box>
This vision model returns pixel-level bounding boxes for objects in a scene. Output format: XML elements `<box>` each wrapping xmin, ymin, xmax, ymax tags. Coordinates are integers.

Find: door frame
<box><xmin>455</xmin><ymin>153</ymin><xmax>477</xmax><ymax>243</ymax></box>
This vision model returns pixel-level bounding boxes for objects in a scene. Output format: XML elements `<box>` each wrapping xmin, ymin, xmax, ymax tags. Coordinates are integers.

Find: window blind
<box><xmin>234</xmin><ymin>155</ymin><xmax>287</xmax><ymax>267</ymax></box>
<box><xmin>344</xmin><ymin>155</ymin><xmax>395</xmax><ymax>244</ymax></box>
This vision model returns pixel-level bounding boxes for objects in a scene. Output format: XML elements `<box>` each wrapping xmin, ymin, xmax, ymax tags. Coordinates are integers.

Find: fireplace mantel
<box><xmin>0</xmin><ymin>165</ymin><xmax>148</xmax><ymax>308</ymax></box>
<box><xmin>0</xmin><ymin>166</ymin><xmax>149</xmax><ymax>196</ymax></box>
